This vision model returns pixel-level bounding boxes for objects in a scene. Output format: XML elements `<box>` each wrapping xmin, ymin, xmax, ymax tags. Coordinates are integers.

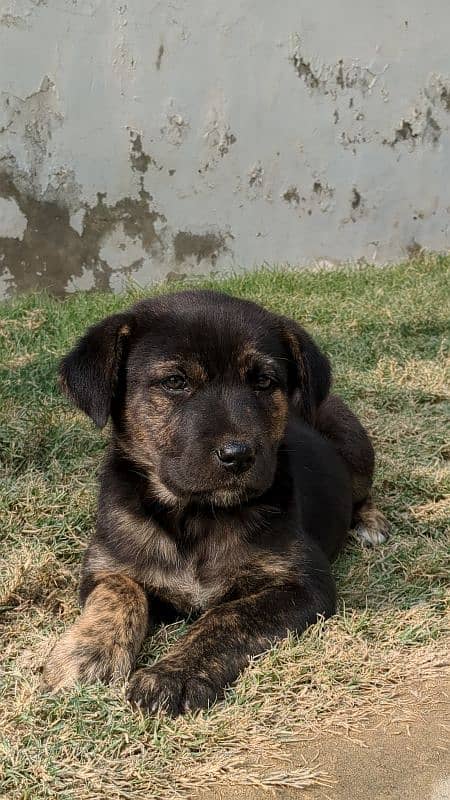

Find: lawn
<box><xmin>0</xmin><ymin>257</ymin><xmax>449</xmax><ymax>799</ymax></box>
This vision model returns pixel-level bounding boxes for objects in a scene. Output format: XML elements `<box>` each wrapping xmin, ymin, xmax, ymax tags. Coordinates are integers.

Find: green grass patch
<box><xmin>0</xmin><ymin>256</ymin><xmax>449</xmax><ymax>799</ymax></box>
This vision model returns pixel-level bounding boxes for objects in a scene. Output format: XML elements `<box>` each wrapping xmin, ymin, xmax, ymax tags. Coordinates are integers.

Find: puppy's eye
<box><xmin>254</xmin><ymin>374</ymin><xmax>274</xmax><ymax>390</ymax></box>
<box><xmin>161</xmin><ymin>375</ymin><xmax>189</xmax><ymax>393</ymax></box>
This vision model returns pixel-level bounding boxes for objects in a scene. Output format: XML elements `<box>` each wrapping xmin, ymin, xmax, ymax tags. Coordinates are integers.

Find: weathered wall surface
<box><xmin>1</xmin><ymin>1</ymin><xmax>450</xmax><ymax>297</ymax></box>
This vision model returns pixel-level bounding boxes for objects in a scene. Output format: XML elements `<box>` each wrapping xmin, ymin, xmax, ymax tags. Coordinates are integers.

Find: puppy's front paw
<box><xmin>127</xmin><ymin>664</ymin><xmax>219</xmax><ymax>716</ymax></box>
<box><xmin>41</xmin><ymin>621</ymin><xmax>133</xmax><ymax>692</ymax></box>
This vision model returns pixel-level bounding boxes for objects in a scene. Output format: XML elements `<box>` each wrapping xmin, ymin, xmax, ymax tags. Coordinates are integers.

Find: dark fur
<box><xmin>42</xmin><ymin>290</ymin><xmax>382</xmax><ymax>714</ymax></box>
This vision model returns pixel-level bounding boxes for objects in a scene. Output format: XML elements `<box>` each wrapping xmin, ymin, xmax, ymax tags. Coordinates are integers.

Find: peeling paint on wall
<box><xmin>1</xmin><ymin>0</ymin><xmax>48</xmax><ymax>31</ymax></box>
<box><xmin>386</xmin><ymin>110</ymin><xmax>441</xmax><ymax>148</ymax></box>
<box><xmin>0</xmin><ymin>76</ymin><xmax>63</xmax><ymax>192</ymax></box>
<box><xmin>248</xmin><ymin>163</ymin><xmax>264</xmax><ymax>188</ymax></box>
<box><xmin>281</xmin><ymin>180</ymin><xmax>335</xmax><ymax>217</ymax></box>
<box><xmin>1</xmin><ymin>14</ymin><xmax>28</xmax><ymax>30</ymax></box>
<box><xmin>289</xmin><ymin>37</ymin><xmax>385</xmax><ymax>98</ymax></box>
<box><xmin>0</xmin><ymin>197</ymin><xmax>27</xmax><ymax>238</ymax></box>
<box><xmin>162</xmin><ymin>100</ymin><xmax>189</xmax><ymax>146</ymax></box>
<box><xmin>0</xmin><ymin>1</ymin><xmax>450</xmax><ymax>296</ymax></box>
<box><xmin>282</xmin><ymin>186</ymin><xmax>300</xmax><ymax>207</ymax></box>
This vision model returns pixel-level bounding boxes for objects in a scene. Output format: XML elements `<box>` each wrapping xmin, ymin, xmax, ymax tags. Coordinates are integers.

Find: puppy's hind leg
<box><xmin>316</xmin><ymin>395</ymin><xmax>389</xmax><ymax>547</ymax></box>
<box><xmin>348</xmin><ymin>453</ymin><xmax>389</xmax><ymax>548</ymax></box>
<box><xmin>352</xmin><ymin>496</ymin><xmax>389</xmax><ymax>547</ymax></box>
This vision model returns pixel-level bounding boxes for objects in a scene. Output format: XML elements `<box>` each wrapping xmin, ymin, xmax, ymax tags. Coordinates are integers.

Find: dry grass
<box><xmin>0</xmin><ymin>257</ymin><xmax>449</xmax><ymax>799</ymax></box>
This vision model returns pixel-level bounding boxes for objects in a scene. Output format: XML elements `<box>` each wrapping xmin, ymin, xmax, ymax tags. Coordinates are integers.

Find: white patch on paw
<box><xmin>354</xmin><ymin>524</ymin><xmax>388</xmax><ymax>547</ymax></box>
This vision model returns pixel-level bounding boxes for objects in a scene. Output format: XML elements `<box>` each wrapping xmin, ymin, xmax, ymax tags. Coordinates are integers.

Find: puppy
<box><xmin>42</xmin><ymin>290</ymin><xmax>387</xmax><ymax>714</ymax></box>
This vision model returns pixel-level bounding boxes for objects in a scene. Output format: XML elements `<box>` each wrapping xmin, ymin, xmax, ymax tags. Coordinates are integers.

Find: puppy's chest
<box><xmin>137</xmin><ymin>514</ymin><xmax>253</xmax><ymax>613</ymax></box>
<box><xmin>151</xmin><ymin>556</ymin><xmax>222</xmax><ymax>612</ymax></box>
<box><xmin>146</xmin><ymin>548</ymin><xmax>234</xmax><ymax>613</ymax></box>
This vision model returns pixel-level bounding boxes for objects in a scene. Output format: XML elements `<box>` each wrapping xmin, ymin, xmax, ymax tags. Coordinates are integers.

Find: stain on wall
<box><xmin>173</xmin><ymin>230</ymin><xmax>230</xmax><ymax>266</ymax></box>
<box><xmin>0</xmin><ymin>171</ymin><xmax>166</xmax><ymax>293</ymax></box>
<box><xmin>282</xmin><ymin>187</ymin><xmax>300</xmax><ymax>207</ymax></box>
<box><xmin>129</xmin><ymin>131</ymin><xmax>154</xmax><ymax>174</ymax></box>
<box><xmin>155</xmin><ymin>44</ymin><xmax>164</xmax><ymax>71</ymax></box>
<box><xmin>1</xmin><ymin>0</ymin><xmax>450</xmax><ymax>296</ymax></box>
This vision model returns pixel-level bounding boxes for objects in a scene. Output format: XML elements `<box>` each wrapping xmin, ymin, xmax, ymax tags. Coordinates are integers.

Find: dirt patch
<box><xmin>196</xmin><ymin>680</ymin><xmax>449</xmax><ymax>800</ymax></box>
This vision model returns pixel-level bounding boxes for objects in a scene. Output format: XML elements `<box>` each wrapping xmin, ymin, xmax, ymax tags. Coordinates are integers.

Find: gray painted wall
<box><xmin>1</xmin><ymin>0</ymin><xmax>449</xmax><ymax>297</ymax></box>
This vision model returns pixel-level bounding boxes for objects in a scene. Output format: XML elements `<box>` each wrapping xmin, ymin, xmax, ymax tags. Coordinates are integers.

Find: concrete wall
<box><xmin>1</xmin><ymin>0</ymin><xmax>450</xmax><ymax>297</ymax></box>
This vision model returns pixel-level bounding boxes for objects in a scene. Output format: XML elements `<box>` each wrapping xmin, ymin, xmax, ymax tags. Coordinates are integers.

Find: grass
<box><xmin>0</xmin><ymin>256</ymin><xmax>449</xmax><ymax>799</ymax></box>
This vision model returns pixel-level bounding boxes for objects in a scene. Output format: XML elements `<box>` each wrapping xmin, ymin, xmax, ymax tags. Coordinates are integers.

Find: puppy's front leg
<box><xmin>42</xmin><ymin>573</ymin><xmax>148</xmax><ymax>691</ymax></box>
<box><xmin>128</xmin><ymin>567</ymin><xmax>335</xmax><ymax>715</ymax></box>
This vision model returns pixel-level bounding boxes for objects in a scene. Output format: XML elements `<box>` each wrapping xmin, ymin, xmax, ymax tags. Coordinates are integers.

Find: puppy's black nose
<box><xmin>215</xmin><ymin>442</ymin><xmax>255</xmax><ymax>474</ymax></box>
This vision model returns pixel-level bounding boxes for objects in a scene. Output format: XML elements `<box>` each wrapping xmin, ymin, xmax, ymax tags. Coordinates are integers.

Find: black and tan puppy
<box><xmin>42</xmin><ymin>290</ymin><xmax>388</xmax><ymax>714</ymax></box>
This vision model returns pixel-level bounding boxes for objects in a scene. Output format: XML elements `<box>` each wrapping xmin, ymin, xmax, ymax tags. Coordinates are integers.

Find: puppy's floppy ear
<box><xmin>280</xmin><ymin>318</ymin><xmax>331</xmax><ymax>424</ymax></box>
<box><xmin>59</xmin><ymin>312</ymin><xmax>134</xmax><ymax>428</ymax></box>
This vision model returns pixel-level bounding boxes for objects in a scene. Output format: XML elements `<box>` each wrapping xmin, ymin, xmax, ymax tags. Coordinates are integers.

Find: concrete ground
<box><xmin>198</xmin><ymin>680</ymin><xmax>449</xmax><ymax>800</ymax></box>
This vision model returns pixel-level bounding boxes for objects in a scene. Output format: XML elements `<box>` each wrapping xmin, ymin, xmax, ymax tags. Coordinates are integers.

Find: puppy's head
<box><xmin>60</xmin><ymin>290</ymin><xmax>330</xmax><ymax>507</ymax></box>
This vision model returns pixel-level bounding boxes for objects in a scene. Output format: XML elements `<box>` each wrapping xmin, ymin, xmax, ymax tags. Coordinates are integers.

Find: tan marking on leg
<box><xmin>41</xmin><ymin>574</ymin><xmax>148</xmax><ymax>692</ymax></box>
